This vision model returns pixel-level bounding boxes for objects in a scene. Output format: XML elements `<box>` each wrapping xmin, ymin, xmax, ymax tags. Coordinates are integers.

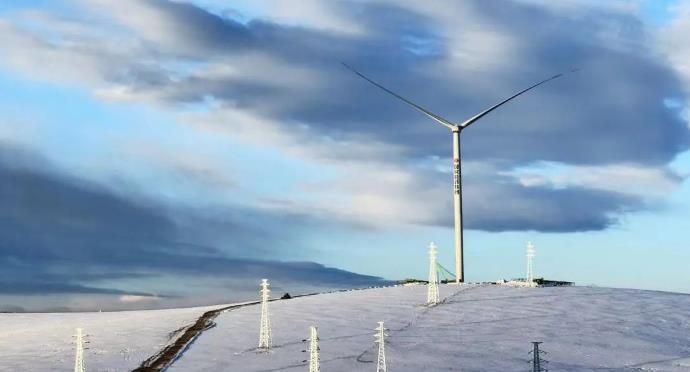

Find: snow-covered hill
<box><xmin>2</xmin><ymin>284</ymin><xmax>690</xmax><ymax>371</ymax></box>
<box><xmin>0</xmin><ymin>303</ymin><xmax>218</xmax><ymax>371</ymax></box>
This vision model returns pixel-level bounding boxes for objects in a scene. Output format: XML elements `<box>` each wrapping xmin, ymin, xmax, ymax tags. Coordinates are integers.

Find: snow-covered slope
<box><xmin>0</xmin><ymin>304</ymin><xmax>218</xmax><ymax>371</ymax></box>
<box><xmin>170</xmin><ymin>285</ymin><xmax>690</xmax><ymax>371</ymax></box>
<box><xmin>2</xmin><ymin>285</ymin><xmax>690</xmax><ymax>371</ymax></box>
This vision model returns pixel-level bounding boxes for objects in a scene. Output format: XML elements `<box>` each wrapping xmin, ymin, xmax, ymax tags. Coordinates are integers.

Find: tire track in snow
<box><xmin>132</xmin><ymin>300</ymin><xmax>260</xmax><ymax>371</ymax></box>
<box><xmin>132</xmin><ymin>288</ymin><xmax>382</xmax><ymax>371</ymax></box>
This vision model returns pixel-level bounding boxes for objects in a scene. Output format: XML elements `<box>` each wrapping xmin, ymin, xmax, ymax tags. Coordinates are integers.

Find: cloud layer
<box><xmin>1</xmin><ymin>0</ymin><xmax>689</xmax><ymax>307</ymax></box>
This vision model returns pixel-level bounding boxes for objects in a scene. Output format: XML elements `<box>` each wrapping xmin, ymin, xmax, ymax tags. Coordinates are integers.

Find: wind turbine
<box><xmin>343</xmin><ymin>63</ymin><xmax>573</xmax><ymax>283</ymax></box>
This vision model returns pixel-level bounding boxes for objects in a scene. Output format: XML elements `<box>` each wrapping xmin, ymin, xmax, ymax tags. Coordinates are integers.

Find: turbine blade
<box><xmin>460</xmin><ymin>71</ymin><xmax>572</xmax><ymax>129</ymax></box>
<box><xmin>342</xmin><ymin>63</ymin><xmax>456</xmax><ymax>130</ymax></box>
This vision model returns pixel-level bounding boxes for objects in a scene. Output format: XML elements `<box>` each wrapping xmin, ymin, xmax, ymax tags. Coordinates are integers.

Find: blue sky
<box><xmin>1</xmin><ymin>0</ymin><xmax>690</xmax><ymax>311</ymax></box>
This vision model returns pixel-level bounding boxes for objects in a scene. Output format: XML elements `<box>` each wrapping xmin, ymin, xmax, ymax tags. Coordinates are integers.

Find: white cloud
<box><xmin>180</xmin><ymin>106</ymin><xmax>439</xmax><ymax>227</ymax></box>
<box><xmin>505</xmin><ymin>162</ymin><xmax>682</xmax><ymax>198</ymax></box>
<box><xmin>663</xmin><ymin>8</ymin><xmax>690</xmax><ymax>71</ymax></box>
<box><xmin>513</xmin><ymin>0</ymin><xmax>640</xmax><ymax>15</ymax></box>
<box><xmin>241</xmin><ymin>0</ymin><xmax>363</xmax><ymax>35</ymax></box>
<box><xmin>660</xmin><ymin>2</ymin><xmax>690</xmax><ymax>127</ymax></box>
<box><xmin>0</xmin><ymin>20</ymin><xmax>102</xmax><ymax>85</ymax></box>
<box><xmin>385</xmin><ymin>0</ymin><xmax>522</xmax><ymax>74</ymax></box>
<box><xmin>119</xmin><ymin>294</ymin><xmax>160</xmax><ymax>303</ymax></box>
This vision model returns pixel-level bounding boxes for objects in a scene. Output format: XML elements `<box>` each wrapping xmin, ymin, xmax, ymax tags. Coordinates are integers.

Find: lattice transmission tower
<box><xmin>305</xmin><ymin>326</ymin><xmax>320</xmax><ymax>372</ymax></box>
<box><xmin>427</xmin><ymin>242</ymin><xmax>440</xmax><ymax>305</ymax></box>
<box><xmin>73</xmin><ymin>328</ymin><xmax>86</xmax><ymax>372</ymax></box>
<box><xmin>374</xmin><ymin>321</ymin><xmax>388</xmax><ymax>372</ymax></box>
<box><xmin>258</xmin><ymin>278</ymin><xmax>272</xmax><ymax>350</ymax></box>
<box><xmin>529</xmin><ymin>341</ymin><xmax>548</xmax><ymax>372</ymax></box>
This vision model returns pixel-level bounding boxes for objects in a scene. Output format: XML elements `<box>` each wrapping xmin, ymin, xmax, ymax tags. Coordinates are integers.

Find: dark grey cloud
<box><xmin>463</xmin><ymin>178</ymin><xmax>642</xmax><ymax>232</ymax></box>
<box><xmin>386</xmin><ymin>164</ymin><xmax>647</xmax><ymax>232</ymax></box>
<box><xmin>0</xmin><ymin>281</ymin><xmax>161</xmax><ymax>296</ymax></box>
<box><xmin>0</xmin><ymin>144</ymin><xmax>383</xmax><ymax>303</ymax></box>
<box><xmin>137</xmin><ymin>0</ymin><xmax>255</xmax><ymax>54</ymax></box>
<box><xmin>0</xmin><ymin>304</ymin><xmax>26</xmax><ymax>313</ymax></box>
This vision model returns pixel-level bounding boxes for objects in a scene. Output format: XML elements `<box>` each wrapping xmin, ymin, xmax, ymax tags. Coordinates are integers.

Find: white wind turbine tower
<box><xmin>344</xmin><ymin>64</ymin><xmax>574</xmax><ymax>283</ymax></box>
<box><xmin>526</xmin><ymin>241</ymin><xmax>536</xmax><ymax>287</ymax></box>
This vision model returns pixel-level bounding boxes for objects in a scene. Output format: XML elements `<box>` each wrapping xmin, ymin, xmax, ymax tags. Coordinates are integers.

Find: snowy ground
<box><xmin>167</xmin><ymin>284</ymin><xmax>690</xmax><ymax>371</ymax></box>
<box><xmin>0</xmin><ymin>304</ymin><xmax>218</xmax><ymax>371</ymax></box>
<box><xmin>2</xmin><ymin>285</ymin><xmax>690</xmax><ymax>371</ymax></box>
